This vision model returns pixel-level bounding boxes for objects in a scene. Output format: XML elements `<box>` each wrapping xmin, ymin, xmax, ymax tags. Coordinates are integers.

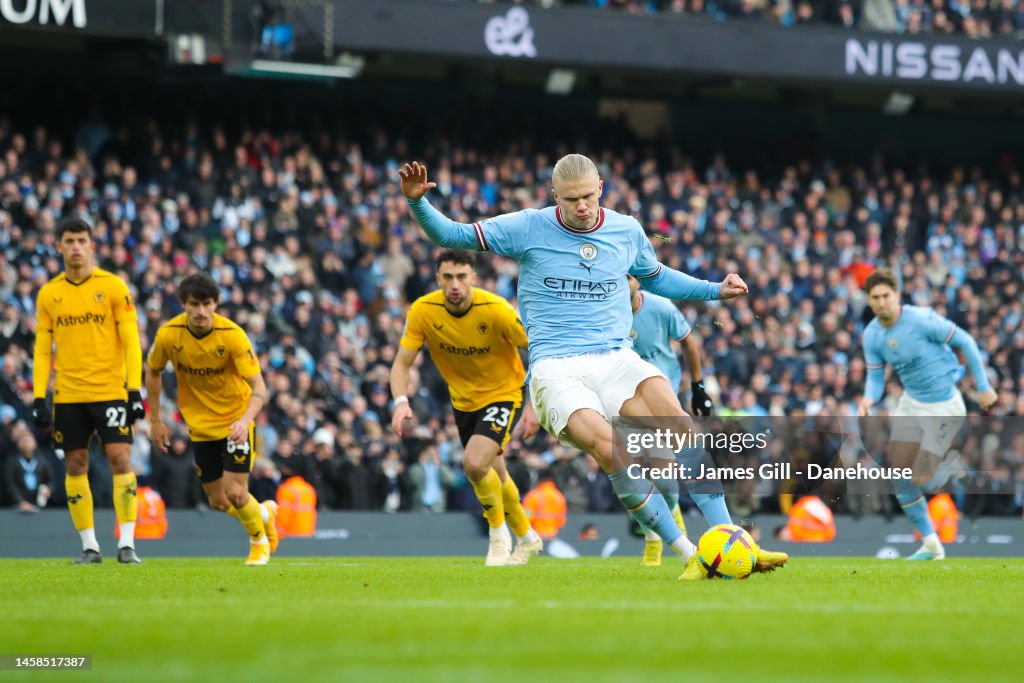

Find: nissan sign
<box><xmin>845</xmin><ymin>38</ymin><xmax>1024</xmax><ymax>86</ymax></box>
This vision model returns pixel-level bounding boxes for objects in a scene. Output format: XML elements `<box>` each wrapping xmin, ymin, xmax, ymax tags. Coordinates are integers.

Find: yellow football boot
<box><xmin>245</xmin><ymin>542</ymin><xmax>271</xmax><ymax>566</ymax></box>
<box><xmin>752</xmin><ymin>547</ymin><xmax>789</xmax><ymax>573</ymax></box>
<box><xmin>641</xmin><ymin>539</ymin><xmax>663</xmax><ymax>567</ymax></box>
<box><xmin>678</xmin><ymin>553</ymin><xmax>706</xmax><ymax>581</ymax></box>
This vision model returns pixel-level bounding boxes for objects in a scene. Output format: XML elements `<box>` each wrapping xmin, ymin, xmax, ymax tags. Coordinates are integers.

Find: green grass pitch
<box><xmin>4</xmin><ymin>557</ymin><xmax>1023</xmax><ymax>682</ymax></box>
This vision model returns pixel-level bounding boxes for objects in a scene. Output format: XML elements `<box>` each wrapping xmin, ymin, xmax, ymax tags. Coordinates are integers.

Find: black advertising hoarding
<box><xmin>326</xmin><ymin>0</ymin><xmax>1024</xmax><ymax>93</ymax></box>
<box><xmin>3</xmin><ymin>0</ymin><xmax>1023</xmax><ymax>93</ymax></box>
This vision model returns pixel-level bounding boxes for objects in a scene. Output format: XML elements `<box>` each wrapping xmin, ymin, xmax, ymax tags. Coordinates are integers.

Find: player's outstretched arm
<box><xmin>399</xmin><ymin>161</ymin><xmax>481</xmax><ymax>250</ymax></box>
<box><xmin>389</xmin><ymin>345</ymin><xmax>418</xmax><ymax>434</ymax></box>
<box><xmin>631</xmin><ymin>226</ymin><xmax>745</xmax><ymax>301</ymax></box>
<box><xmin>636</xmin><ymin>264</ymin><xmax>747</xmax><ymax>301</ymax></box>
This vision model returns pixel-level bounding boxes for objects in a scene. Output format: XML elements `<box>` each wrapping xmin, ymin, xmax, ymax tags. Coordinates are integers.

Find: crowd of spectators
<box><xmin>484</xmin><ymin>0</ymin><xmax>1024</xmax><ymax>38</ymax></box>
<box><xmin>0</xmin><ymin>105</ymin><xmax>1022</xmax><ymax>519</ymax></box>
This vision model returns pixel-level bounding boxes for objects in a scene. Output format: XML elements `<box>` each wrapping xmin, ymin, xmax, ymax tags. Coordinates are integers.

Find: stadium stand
<box><xmin>0</xmin><ymin>88</ymin><xmax>1021</xmax><ymax>517</ymax></box>
<box><xmin>473</xmin><ymin>0</ymin><xmax>1024</xmax><ymax>37</ymax></box>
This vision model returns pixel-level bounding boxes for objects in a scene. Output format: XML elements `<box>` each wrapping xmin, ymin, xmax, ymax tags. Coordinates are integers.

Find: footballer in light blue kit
<box><xmin>399</xmin><ymin>156</ymin><xmax>788</xmax><ymax>579</ymax></box>
<box><xmin>627</xmin><ymin>274</ymin><xmax>715</xmax><ymax>567</ymax></box>
<box><xmin>859</xmin><ymin>269</ymin><xmax>997</xmax><ymax>561</ymax></box>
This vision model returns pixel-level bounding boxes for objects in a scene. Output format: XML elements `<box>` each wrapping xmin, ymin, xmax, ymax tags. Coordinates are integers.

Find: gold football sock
<box><xmin>500</xmin><ymin>475</ymin><xmax>532</xmax><ymax>538</ymax></box>
<box><xmin>112</xmin><ymin>472</ymin><xmax>139</xmax><ymax>548</ymax></box>
<box><xmin>470</xmin><ymin>469</ymin><xmax>505</xmax><ymax>528</ymax></box>
<box><xmin>233</xmin><ymin>495</ymin><xmax>267</xmax><ymax>543</ymax></box>
<box><xmin>112</xmin><ymin>472</ymin><xmax>138</xmax><ymax>524</ymax></box>
<box><xmin>66</xmin><ymin>474</ymin><xmax>95</xmax><ymax>531</ymax></box>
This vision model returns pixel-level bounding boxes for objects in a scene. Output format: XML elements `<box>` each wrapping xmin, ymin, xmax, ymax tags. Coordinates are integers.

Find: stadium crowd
<box><xmin>485</xmin><ymin>0</ymin><xmax>1024</xmax><ymax>37</ymax></box>
<box><xmin>0</xmin><ymin>110</ymin><xmax>1022</xmax><ymax>520</ymax></box>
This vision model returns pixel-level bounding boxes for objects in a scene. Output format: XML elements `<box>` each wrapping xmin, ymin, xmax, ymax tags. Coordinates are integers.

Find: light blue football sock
<box><xmin>609</xmin><ymin>469</ymin><xmax>681</xmax><ymax>545</ymax></box>
<box><xmin>637</xmin><ymin>469</ymin><xmax>679</xmax><ymax>537</ymax></box>
<box><xmin>895</xmin><ymin>478</ymin><xmax>935</xmax><ymax>538</ymax></box>
<box><xmin>651</xmin><ymin>472</ymin><xmax>679</xmax><ymax>512</ymax></box>
<box><xmin>677</xmin><ymin>446</ymin><xmax>733</xmax><ymax>527</ymax></box>
<box><xmin>688</xmin><ymin>491</ymin><xmax>733</xmax><ymax>527</ymax></box>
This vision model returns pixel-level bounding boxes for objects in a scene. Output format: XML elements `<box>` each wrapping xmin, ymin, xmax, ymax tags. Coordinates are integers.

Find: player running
<box><xmin>33</xmin><ymin>218</ymin><xmax>146</xmax><ymax>565</ymax></box>
<box><xmin>146</xmin><ymin>273</ymin><xmax>278</xmax><ymax>566</ymax></box>
<box><xmin>391</xmin><ymin>250</ymin><xmax>543</xmax><ymax>566</ymax></box>
<box><xmin>858</xmin><ymin>268</ymin><xmax>997</xmax><ymax>561</ymax></box>
<box><xmin>627</xmin><ymin>274</ymin><xmax>716</xmax><ymax>566</ymax></box>
<box><xmin>400</xmin><ymin>155</ymin><xmax>788</xmax><ymax>580</ymax></box>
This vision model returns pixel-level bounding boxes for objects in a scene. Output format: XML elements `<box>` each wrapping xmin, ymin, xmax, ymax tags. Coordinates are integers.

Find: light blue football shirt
<box><xmin>409</xmin><ymin>198</ymin><xmax>719</xmax><ymax>364</ymax></box>
<box><xmin>862</xmin><ymin>305</ymin><xmax>969</xmax><ymax>403</ymax></box>
<box><xmin>630</xmin><ymin>291</ymin><xmax>691</xmax><ymax>392</ymax></box>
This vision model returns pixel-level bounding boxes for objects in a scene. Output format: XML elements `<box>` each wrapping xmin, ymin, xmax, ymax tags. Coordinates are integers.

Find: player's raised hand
<box><xmin>391</xmin><ymin>400</ymin><xmax>414</xmax><ymax>434</ymax></box>
<box><xmin>398</xmin><ymin>161</ymin><xmax>437</xmax><ymax>201</ymax></box>
<box><xmin>718</xmin><ymin>274</ymin><xmax>749</xmax><ymax>300</ymax></box>
<box><xmin>150</xmin><ymin>420</ymin><xmax>171</xmax><ymax>453</ymax></box>
<box><xmin>976</xmin><ymin>388</ymin><xmax>998</xmax><ymax>411</ymax></box>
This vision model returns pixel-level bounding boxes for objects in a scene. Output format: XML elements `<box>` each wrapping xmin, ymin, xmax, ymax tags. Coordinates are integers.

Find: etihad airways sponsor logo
<box><xmin>542</xmin><ymin>277</ymin><xmax>618</xmax><ymax>300</ymax></box>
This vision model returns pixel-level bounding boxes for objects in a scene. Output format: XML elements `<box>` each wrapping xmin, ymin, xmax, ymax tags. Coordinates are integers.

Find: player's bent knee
<box><xmin>226</xmin><ymin>491</ymin><xmax>250</xmax><ymax>509</ymax></box>
<box><xmin>463</xmin><ymin>436</ymin><xmax>500</xmax><ymax>479</ymax></box>
<box><xmin>583</xmin><ymin>436</ymin><xmax>615</xmax><ymax>472</ymax></box>
<box><xmin>109</xmin><ymin>461</ymin><xmax>133</xmax><ymax>475</ymax></box>
<box><xmin>634</xmin><ymin>377</ymin><xmax>687</xmax><ymax>416</ymax></box>
<box><xmin>464</xmin><ymin>463</ymin><xmax>490</xmax><ymax>481</ymax></box>
<box><xmin>64</xmin><ymin>458</ymin><xmax>89</xmax><ymax>477</ymax></box>
<box><xmin>105</xmin><ymin>452</ymin><xmax>133</xmax><ymax>475</ymax></box>
<box><xmin>462</xmin><ymin>451</ymin><xmax>493</xmax><ymax>481</ymax></box>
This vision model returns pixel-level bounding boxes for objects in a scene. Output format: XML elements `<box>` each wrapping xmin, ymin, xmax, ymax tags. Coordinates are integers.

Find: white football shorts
<box><xmin>890</xmin><ymin>390</ymin><xmax>966</xmax><ymax>456</ymax></box>
<box><xmin>529</xmin><ymin>348</ymin><xmax>665</xmax><ymax>447</ymax></box>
